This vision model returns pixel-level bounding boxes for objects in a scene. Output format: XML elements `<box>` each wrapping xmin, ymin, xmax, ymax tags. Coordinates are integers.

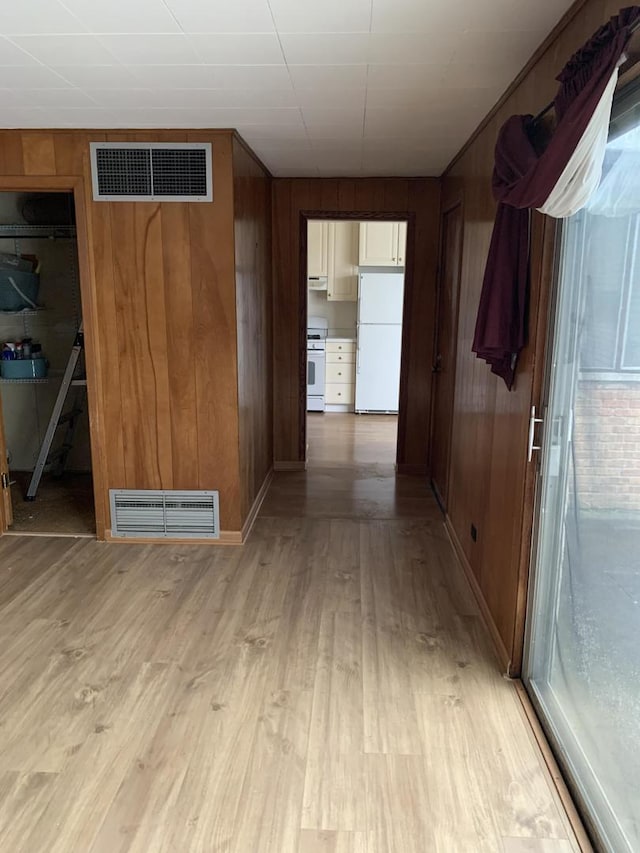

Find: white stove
<box><xmin>307</xmin><ymin>316</ymin><xmax>328</xmax><ymax>412</ymax></box>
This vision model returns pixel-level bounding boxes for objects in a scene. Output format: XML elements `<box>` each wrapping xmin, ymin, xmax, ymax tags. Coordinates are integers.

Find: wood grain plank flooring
<box><xmin>0</xmin><ymin>415</ymin><xmax>584</xmax><ymax>852</ymax></box>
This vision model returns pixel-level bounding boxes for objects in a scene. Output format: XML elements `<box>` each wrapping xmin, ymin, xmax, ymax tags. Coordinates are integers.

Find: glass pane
<box><xmin>526</xmin><ymin>119</ymin><xmax>640</xmax><ymax>853</ymax></box>
<box><xmin>308</xmin><ymin>359</ymin><xmax>315</xmax><ymax>385</ymax></box>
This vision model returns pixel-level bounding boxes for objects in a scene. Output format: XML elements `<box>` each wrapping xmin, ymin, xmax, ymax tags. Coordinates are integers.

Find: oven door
<box><xmin>307</xmin><ymin>350</ymin><xmax>325</xmax><ymax>411</ymax></box>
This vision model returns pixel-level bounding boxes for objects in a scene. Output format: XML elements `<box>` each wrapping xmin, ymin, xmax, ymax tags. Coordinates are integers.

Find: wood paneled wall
<box><xmin>0</xmin><ymin>129</ymin><xmax>271</xmax><ymax>539</ymax></box>
<box><xmin>271</xmin><ymin>178</ymin><xmax>441</xmax><ymax>469</ymax></box>
<box><xmin>232</xmin><ymin>138</ymin><xmax>273</xmax><ymax>522</ymax></box>
<box><xmin>441</xmin><ymin>0</ymin><xmax>624</xmax><ymax>673</ymax></box>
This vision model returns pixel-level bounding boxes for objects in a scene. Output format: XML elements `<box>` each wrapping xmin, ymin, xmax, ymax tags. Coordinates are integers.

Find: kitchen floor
<box><xmin>0</xmin><ymin>416</ymin><xmax>582</xmax><ymax>852</ymax></box>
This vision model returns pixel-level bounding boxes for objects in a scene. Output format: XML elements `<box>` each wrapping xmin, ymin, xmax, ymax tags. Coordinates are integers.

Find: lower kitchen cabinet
<box><xmin>325</xmin><ymin>340</ymin><xmax>356</xmax><ymax>411</ymax></box>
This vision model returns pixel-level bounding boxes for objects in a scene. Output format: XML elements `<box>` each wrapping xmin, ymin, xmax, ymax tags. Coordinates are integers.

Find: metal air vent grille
<box><xmin>95</xmin><ymin>147</ymin><xmax>151</xmax><ymax>197</ymax></box>
<box><xmin>110</xmin><ymin>489</ymin><xmax>220</xmax><ymax>538</ymax></box>
<box><xmin>151</xmin><ymin>148</ymin><xmax>208</xmax><ymax>197</ymax></box>
<box><xmin>90</xmin><ymin>143</ymin><xmax>213</xmax><ymax>202</ymax></box>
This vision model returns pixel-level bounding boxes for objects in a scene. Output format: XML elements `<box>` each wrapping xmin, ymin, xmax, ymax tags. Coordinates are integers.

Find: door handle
<box><xmin>1</xmin><ymin>472</ymin><xmax>8</xmax><ymax>489</ymax></box>
<box><xmin>432</xmin><ymin>354</ymin><xmax>442</xmax><ymax>373</ymax></box>
<box><xmin>528</xmin><ymin>405</ymin><xmax>544</xmax><ymax>462</ymax></box>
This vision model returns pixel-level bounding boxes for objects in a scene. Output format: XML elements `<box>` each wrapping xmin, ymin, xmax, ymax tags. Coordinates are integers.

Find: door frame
<box><xmin>428</xmin><ymin>196</ymin><xmax>464</xmax><ymax>511</ymax></box>
<box><xmin>298</xmin><ymin>210</ymin><xmax>415</xmax><ymax>467</ymax></box>
<box><xmin>0</xmin><ymin>176</ymin><xmax>107</xmax><ymax>539</ymax></box>
<box><xmin>509</xmin><ymin>212</ymin><xmax>560</xmax><ymax>674</ymax></box>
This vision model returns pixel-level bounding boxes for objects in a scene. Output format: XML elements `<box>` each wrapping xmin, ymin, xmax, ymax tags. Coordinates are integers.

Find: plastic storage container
<box><xmin>0</xmin><ymin>269</ymin><xmax>40</xmax><ymax>311</ymax></box>
<box><xmin>0</xmin><ymin>358</ymin><xmax>48</xmax><ymax>379</ymax></box>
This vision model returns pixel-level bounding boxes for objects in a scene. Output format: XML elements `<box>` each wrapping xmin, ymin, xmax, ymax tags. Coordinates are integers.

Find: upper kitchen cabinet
<box><xmin>308</xmin><ymin>220</ymin><xmax>329</xmax><ymax>277</ymax></box>
<box><xmin>327</xmin><ymin>222</ymin><xmax>358</xmax><ymax>302</ymax></box>
<box><xmin>359</xmin><ymin>221</ymin><xmax>407</xmax><ymax>267</ymax></box>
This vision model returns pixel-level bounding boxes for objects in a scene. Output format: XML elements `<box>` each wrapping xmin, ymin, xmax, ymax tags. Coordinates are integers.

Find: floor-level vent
<box><xmin>90</xmin><ymin>142</ymin><xmax>212</xmax><ymax>202</ymax></box>
<box><xmin>109</xmin><ymin>490</ymin><xmax>220</xmax><ymax>539</ymax></box>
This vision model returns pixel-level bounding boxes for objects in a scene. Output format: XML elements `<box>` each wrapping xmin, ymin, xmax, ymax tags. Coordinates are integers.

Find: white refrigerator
<box><xmin>355</xmin><ymin>272</ymin><xmax>404</xmax><ymax>413</ymax></box>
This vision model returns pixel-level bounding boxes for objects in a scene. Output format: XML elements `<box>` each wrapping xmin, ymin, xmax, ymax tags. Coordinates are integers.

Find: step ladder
<box><xmin>26</xmin><ymin>325</ymin><xmax>86</xmax><ymax>501</ymax></box>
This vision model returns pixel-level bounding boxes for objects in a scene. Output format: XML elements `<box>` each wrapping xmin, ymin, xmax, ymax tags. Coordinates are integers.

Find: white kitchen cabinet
<box><xmin>327</xmin><ymin>222</ymin><xmax>358</xmax><ymax>301</ymax></box>
<box><xmin>358</xmin><ymin>221</ymin><xmax>407</xmax><ymax>267</ymax></box>
<box><xmin>307</xmin><ymin>220</ymin><xmax>329</xmax><ymax>277</ymax></box>
<box><xmin>325</xmin><ymin>340</ymin><xmax>356</xmax><ymax>411</ymax></box>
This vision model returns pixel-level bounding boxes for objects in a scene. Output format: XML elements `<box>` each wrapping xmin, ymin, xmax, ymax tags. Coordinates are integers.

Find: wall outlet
<box><xmin>471</xmin><ymin>524</ymin><xmax>477</xmax><ymax>542</ymax></box>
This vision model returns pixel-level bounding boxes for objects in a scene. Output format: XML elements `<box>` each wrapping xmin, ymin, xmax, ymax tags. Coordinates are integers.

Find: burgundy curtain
<box><xmin>473</xmin><ymin>6</ymin><xmax>640</xmax><ymax>389</ymax></box>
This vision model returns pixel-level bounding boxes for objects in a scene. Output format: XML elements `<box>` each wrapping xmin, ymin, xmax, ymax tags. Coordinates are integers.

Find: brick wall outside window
<box><xmin>573</xmin><ymin>380</ymin><xmax>640</xmax><ymax>511</ymax></box>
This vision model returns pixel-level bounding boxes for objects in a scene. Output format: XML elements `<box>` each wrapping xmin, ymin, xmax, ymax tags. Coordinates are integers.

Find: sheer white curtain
<box><xmin>538</xmin><ymin>66</ymin><xmax>620</xmax><ymax>217</ymax></box>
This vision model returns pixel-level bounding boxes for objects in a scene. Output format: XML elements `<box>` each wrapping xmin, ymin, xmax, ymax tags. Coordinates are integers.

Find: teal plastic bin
<box><xmin>0</xmin><ymin>359</ymin><xmax>48</xmax><ymax>379</ymax></box>
<box><xmin>0</xmin><ymin>270</ymin><xmax>40</xmax><ymax>311</ymax></box>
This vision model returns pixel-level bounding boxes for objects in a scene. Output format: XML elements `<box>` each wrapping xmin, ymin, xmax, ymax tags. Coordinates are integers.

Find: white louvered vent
<box><xmin>90</xmin><ymin>143</ymin><xmax>212</xmax><ymax>202</ymax></box>
<box><xmin>110</xmin><ymin>490</ymin><xmax>220</xmax><ymax>539</ymax></box>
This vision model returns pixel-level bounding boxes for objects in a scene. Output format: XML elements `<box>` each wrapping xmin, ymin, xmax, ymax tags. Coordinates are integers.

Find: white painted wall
<box><xmin>308</xmin><ymin>289</ymin><xmax>357</xmax><ymax>337</ymax></box>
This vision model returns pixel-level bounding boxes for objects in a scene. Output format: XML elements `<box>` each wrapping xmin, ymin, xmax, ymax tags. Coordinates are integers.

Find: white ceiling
<box><xmin>0</xmin><ymin>0</ymin><xmax>573</xmax><ymax>177</ymax></box>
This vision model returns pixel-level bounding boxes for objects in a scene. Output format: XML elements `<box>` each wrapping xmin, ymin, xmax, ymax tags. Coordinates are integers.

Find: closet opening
<box><xmin>0</xmin><ymin>190</ymin><xmax>95</xmax><ymax>537</ymax></box>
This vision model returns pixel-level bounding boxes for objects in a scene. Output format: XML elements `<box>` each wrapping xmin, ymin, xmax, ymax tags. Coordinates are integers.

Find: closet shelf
<box><xmin>0</xmin><ymin>224</ymin><xmax>76</xmax><ymax>239</ymax></box>
<box><xmin>0</xmin><ymin>377</ymin><xmax>50</xmax><ymax>384</ymax></box>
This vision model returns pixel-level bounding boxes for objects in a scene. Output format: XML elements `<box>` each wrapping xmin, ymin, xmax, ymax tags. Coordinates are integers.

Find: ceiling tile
<box><xmin>367</xmin><ymin>33</ymin><xmax>456</xmax><ymax>65</ymax></box>
<box><xmin>270</xmin><ymin>167</ymin><xmax>320</xmax><ymax>177</ymax></box>
<box><xmin>451</xmin><ymin>30</ymin><xmax>546</xmax><ymax>67</ymax></box>
<box><xmin>86</xmin><ymin>88</ymin><xmax>167</xmax><ymax>108</ymax></box>
<box><xmin>0</xmin><ymin>65</ymin><xmax>74</xmax><ymax>89</ymax></box>
<box><xmin>288</xmin><ymin>65</ymin><xmax>367</xmax><ymax>89</ymax></box>
<box><xmin>97</xmin><ymin>34</ymin><xmax>200</xmax><ymax>65</ymax></box>
<box><xmin>280</xmin><ymin>33</ymin><xmax>369</xmax><ymax>65</ymax></box>
<box><xmin>0</xmin><ymin>2</ymin><xmax>87</xmax><ymax>35</ymax></box>
<box><xmin>0</xmin><ymin>36</ymin><xmax>39</xmax><ymax>65</ymax></box>
<box><xmin>45</xmin><ymin>107</ymin><xmax>121</xmax><ymax>126</ymax></box>
<box><xmin>237</xmin><ymin>124</ymin><xmax>309</xmax><ymax>141</ymax></box>
<box><xmin>303</xmin><ymin>107</ymin><xmax>364</xmax><ymax>131</ymax></box>
<box><xmin>295</xmin><ymin>88</ymin><xmax>366</xmax><ymax>109</ymax></box>
<box><xmin>269</xmin><ymin>0</ymin><xmax>371</xmax><ymax>33</ymax></box>
<box><xmin>20</xmin><ymin>88</ymin><xmax>99</xmax><ymax>108</ymax></box>
<box><xmin>128</xmin><ymin>64</ymin><xmax>293</xmax><ymax>89</ymax></box>
<box><xmin>367</xmin><ymin>64</ymin><xmax>447</xmax><ymax>89</ymax></box>
<box><xmin>52</xmin><ymin>65</ymin><xmax>140</xmax><ymax>88</ymax></box>
<box><xmin>189</xmin><ymin>34</ymin><xmax>284</xmax><ymax>65</ymax></box>
<box><xmin>0</xmin><ymin>107</ymin><xmax>54</xmax><ymax>127</ymax></box>
<box><xmin>310</xmin><ymin>139</ymin><xmax>363</xmax><ymax>155</ymax></box>
<box><xmin>145</xmin><ymin>88</ymin><xmax>299</xmax><ymax>109</ymax></box>
<box><xmin>441</xmin><ymin>63</ymin><xmax>517</xmax><ymax>90</ymax></box>
<box><xmin>371</xmin><ymin>0</ymin><xmax>572</xmax><ymax>34</ymax></box>
<box><xmin>9</xmin><ymin>35</ymin><xmax>118</xmax><ymax>66</ymax></box>
<box><xmin>163</xmin><ymin>0</ymin><xmax>275</xmax><ymax>34</ymax></box>
<box><xmin>60</xmin><ymin>0</ymin><xmax>180</xmax><ymax>34</ymax></box>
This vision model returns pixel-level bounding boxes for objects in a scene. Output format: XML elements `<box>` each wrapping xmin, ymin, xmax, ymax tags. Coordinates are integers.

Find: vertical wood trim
<box><xmin>0</xmin><ymin>390</ymin><xmax>12</xmax><ymax>532</ymax></box>
<box><xmin>72</xmin><ymin>171</ymin><xmax>109</xmax><ymax>539</ymax></box>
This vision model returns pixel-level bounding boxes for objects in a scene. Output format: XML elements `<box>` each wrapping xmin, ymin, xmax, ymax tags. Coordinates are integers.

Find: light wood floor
<box><xmin>0</xmin><ymin>414</ymin><xmax>582</xmax><ymax>852</ymax></box>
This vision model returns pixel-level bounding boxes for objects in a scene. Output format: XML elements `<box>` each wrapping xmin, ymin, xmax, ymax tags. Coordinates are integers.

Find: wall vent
<box><xmin>90</xmin><ymin>143</ymin><xmax>212</xmax><ymax>202</ymax></box>
<box><xmin>109</xmin><ymin>489</ymin><xmax>220</xmax><ymax>539</ymax></box>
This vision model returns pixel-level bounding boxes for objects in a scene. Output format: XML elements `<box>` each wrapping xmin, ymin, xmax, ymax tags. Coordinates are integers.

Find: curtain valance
<box><xmin>473</xmin><ymin>6</ymin><xmax>640</xmax><ymax>389</ymax></box>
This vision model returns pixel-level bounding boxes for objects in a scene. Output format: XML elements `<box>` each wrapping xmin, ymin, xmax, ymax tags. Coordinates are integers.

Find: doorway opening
<box><xmin>0</xmin><ymin>190</ymin><xmax>95</xmax><ymax>537</ymax></box>
<box><xmin>305</xmin><ymin>218</ymin><xmax>407</xmax><ymax>471</ymax></box>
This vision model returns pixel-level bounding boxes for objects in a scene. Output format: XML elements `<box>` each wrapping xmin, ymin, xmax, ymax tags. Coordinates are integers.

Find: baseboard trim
<box><xmin>3</xmin><ymin>530</ymin><xmax>95</xmax><ymax>539</ymax></box>
<box><xmin>444</xmin><ymin>515</ymin><xmax>511</xmax><ymax>673</ymax></box>
<box><xmin>274</xmin><ymin>460</ymin><xmax>306</xmax><ymax>471</ymax></box>
<box><xmin>513</xmin><ymin>681</ymin><xmax>594</xmax><ymax>852</ymax></box>
<box><xmin>396</xmin><ymin>463</ymin><xmax>428</xmax><ymax>475</ymax></box>
<box><xmin>103</xmin><ymin>529</ymin><xmax>243</xmax><ymax>546</ymax></box>
<box><xmin>241</xmin><ymin>469</ymin><xmax>273</xmax><ymax>542</ymax></box>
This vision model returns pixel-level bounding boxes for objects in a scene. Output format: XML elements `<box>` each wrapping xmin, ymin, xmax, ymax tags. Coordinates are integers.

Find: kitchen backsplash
<box><xmin>308</xmin><ymin>290</ymin><xmax>357</xmax><ymax>336</ymax></box>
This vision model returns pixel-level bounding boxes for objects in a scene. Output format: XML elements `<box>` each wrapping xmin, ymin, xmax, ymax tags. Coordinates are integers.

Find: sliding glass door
<box><xmin>525</xmin><ymin>88</ymin><xmax>640</xmax><ymax>852</ymax></box>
